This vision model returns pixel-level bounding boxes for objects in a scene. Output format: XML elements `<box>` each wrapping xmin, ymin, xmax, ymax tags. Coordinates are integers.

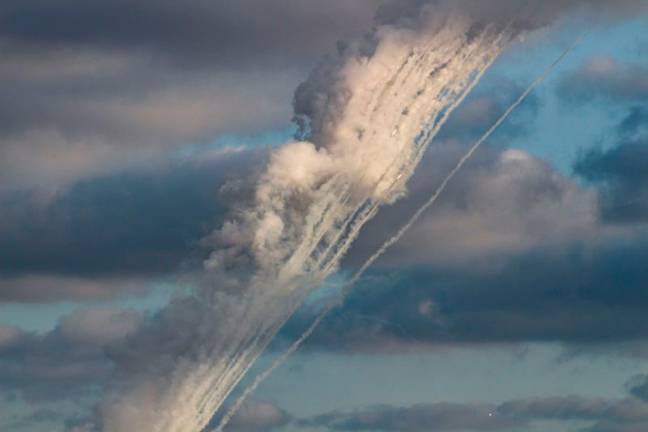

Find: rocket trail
<box><xmin>103</xmin><ymin>16</ymin><xmax>513</xmax><ymax>432</ymax></box>
<box><xmin>352</xmin><ymin>35</ymin><xmax>585</xmax><ymax>282</ymax></box>
<box><xmin>214</xmin><ymin>36</ymin><xmax>583</xmax><ymax>432</ymax></box>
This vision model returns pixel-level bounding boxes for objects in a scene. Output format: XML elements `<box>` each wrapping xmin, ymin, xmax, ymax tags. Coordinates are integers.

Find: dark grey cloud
<box><xmin>1</xmin><ymin>159</ymin><xmax>225</xmax><ymax>276</ymax></box>
<box><xmin>303</xmin><ymin>396</ymin><xmax>648</xmax><ymax>432</ymax></box>
<box><xmin>0</xmin><ymin>58</ymin><xmax>297</xmax><ymax>193</ymax></box>
<box><xmin>558</xmin><ymin>57</ymin><xmax>648</xmax><ymax>104</ymax></box>
<box><xmin>500</xmin><ymin>396</ymin><xmax>648</xmax><ymax>432</ymax></box>
<box><xmin>288</xmin><ymin>231</ymin><xmax>648</xmax><ymax>352</ymax></box>
<box><xmin>0</xmin><ymin>308</ymin><xmax>162</xmax><ymax>431</ymax></box>
<box><xmin>0</xmin><ymin>0</ymin><xmax>380</xmax><ymax>193</ymax></box>
<box><xmin>627</xmin><ymin>375</ymin><xmax>648</xmax><ymax>402</ymax></box>
<box><xmin>7</xmin><ymin>0</ymin><xmax>639</xmax><ymax>69</ymax></box>
<box><xmin>617</xmin><ymin>106</ymin><xmax>648</xmax><ymax>139</ymax></box>
<box><xmin>0</xmin><ymin>0</ymin><xmax>379</xmax><ymax>68</ymax></box>
<box><xmin>498</xmin><ymin>396</ymin><xmax>648</xmax><ymax>423</ymax></box>
<box><xmin>0</xmin><ymin>149</ymin><xmax>262</xmax><ymax>302</ymax></box>
<box><xmin>2</xmin><ymin>408</ymin><xmax>69</xmax><ymax>432</ymax></box>
<box><xmin>0</xmin><ymin>308</ymin><xmax>142</xmax><ymax>405</ymax></box>
<box><xmin>301</xmin><ymin>402</ymin><xmax>523</xmax><ymax>431</ymax></box>
<box><xmin>377</xmin><ymin>0</ymin><xmax>648</xmax><ymax>31</ymax></box>
<box><xmin>563</xmin><ymin>55</ymin><xmax>648</xmax><ymax>224</ymax></box>
<box><xmin>586</xmin><ymin>422</ymin><xmax>648</xmax><ymax>432</ymax></box>
<box><xmin>575</xmin><ymin>134</ymin><xmax>648</xmax><ymax>224</ymax></box>
<box><xmin>0</xmin><ymin>275</ymin><xmax>153</xmax><ymax>305</ymax></box>
<box><xmin>557</xmin><ymin>57</ymin><xmax>648</xmax><ymax>224</ymax></box>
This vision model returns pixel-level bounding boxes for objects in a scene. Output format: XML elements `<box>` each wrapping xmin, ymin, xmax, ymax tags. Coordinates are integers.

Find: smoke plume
<box><xmin>96</xmin><ymin>8</ymin><xmax>510</xmax><ymax>431</ymax></box>
<box><xmin>93</xmin><ymin>0</ymin><xmax>641</xmax><ymax>430</ymax></box>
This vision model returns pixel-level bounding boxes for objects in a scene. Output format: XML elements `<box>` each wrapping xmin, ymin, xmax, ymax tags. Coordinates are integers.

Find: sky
<box><xmin>1</xmin><ymin>1</ymin><xmax>648</xmax><ymax>431</ymax></box>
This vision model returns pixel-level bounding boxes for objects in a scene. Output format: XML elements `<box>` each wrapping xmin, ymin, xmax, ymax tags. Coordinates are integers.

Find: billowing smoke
<box><xmin>96</xmin><ymin>8</ymin><xmax>509</xmax><ymax>430</ymax></box>
<box><xmin>91</xmin><ymin>1</ymin><xmax>637</xmax><ymax>431</ymax></box>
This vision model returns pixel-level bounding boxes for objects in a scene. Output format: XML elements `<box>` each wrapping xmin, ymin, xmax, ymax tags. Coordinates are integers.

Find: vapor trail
<box><xmin>214</xmin><ymin>37</ymin><xmax>582</xmax><ymax>432</ymax></box>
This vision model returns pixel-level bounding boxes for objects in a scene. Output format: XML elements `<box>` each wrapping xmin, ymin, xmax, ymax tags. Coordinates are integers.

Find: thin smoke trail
<box><xmin>213</xmin><ymin>37</ymin><xmax>583</xmax><ymax>432</ymax></box>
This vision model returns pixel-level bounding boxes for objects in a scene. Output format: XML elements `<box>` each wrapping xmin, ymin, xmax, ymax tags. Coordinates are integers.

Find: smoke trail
<box><xmin>354</xmin><ymin>35</ymin><xmax>585</xmax><ymax>279</ymax></box>
<box><xmin>101</xmin><ymin>13</ymin><xmax>512</xmax><ymax>432</ymax></box>
<box><xmin>214</xmin><ymin>36</ymin><xmax>583</xmax><ymax>432</ymax></box>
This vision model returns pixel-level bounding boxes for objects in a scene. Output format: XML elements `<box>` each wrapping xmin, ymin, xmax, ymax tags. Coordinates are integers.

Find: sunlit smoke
<box><xmin>100</xmin><ymin>11</ymin><xmax>512</xmax><ymax>432</ymax></box>
<box><xmin>213</xmin><ymin>36</ymin><xmax>584</xmax><ymax>432</ymax></box>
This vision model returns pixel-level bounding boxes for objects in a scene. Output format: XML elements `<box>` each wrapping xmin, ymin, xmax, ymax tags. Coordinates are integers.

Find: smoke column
<box><xmin>214</xmin><ymin>36</ymin><xmax>583</xmax><ymax>432</ymax></box>
<box><xmin>101</xmin><ymin>12</ymin><xmax>512</xmax><ymax>432</ymax></box>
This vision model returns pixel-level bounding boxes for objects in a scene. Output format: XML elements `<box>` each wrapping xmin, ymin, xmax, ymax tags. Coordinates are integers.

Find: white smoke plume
<box><xmin>99</xmin><ymin>6</ymin><xmax>514</xmax><ymax>432</ymax></box>
<box><xmin>213</xmin><ymin>35</ymin><xmax>583</xmax><ymax>432</ymax></box>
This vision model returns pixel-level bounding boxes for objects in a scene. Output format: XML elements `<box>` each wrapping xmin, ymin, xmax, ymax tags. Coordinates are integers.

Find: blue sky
<box><xmin>1</xmin><ymin>1</ymin><xmax>648</xmax><ymax>432</ymax></box>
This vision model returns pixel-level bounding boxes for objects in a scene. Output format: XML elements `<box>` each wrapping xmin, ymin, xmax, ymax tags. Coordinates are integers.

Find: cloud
<box><xmin>0</xmin><ymin>308</ymin><xmax>147</xmax><ymax>432</ymax></box>
<box><xmin>0</xmin><ymin>274</ymin><xmax>151</xmax><ymax>304</ymax></box>
<box><xmin>0</xmin><ymin>326</ymin><xmax>25</xmax><ymax>350</ymax></box>
<box><xmin>0</xmin><ymin>0</ymin><xmax>381</xmax><ymax>193</ymax></box>
<box><xmin>627</xmin><ymin>375</ymin><xmax>648</xmax><ymax>402</ymax></box>
<box><xmin>585</xmin><ymin>422</ymin><xmax>648</xmax><ymax>432</ymax></box>
<box><xmin>346</xmin><ymin>146</ymin><xmax>598</xmax><ymax>269</ymax></box>
<box><xmin>0</xmin><ymin>59</ymin><xmax>297</xmax><ymax>192</ymax></box>
<box><xmin>2</xmin><ymin>408</ymin><xmax>67</xmax><ymax>432</ymax></box>
<box><xmin>294</xmin><ymin>227</ymin><xmax>648</xmax><ymax>352</ymax></box>
<box><xmin>498</xmin><ymin>396</ymin><xmax>648</xmax><ymax>423</ymax></box>
<box><xmin>0</xmin><ymin>308</ymin><xmax>142</xmax><ymax>405</ymax></box>
<box><xmin>301</xmin><ymin>402</ymin><xmax>523</xmax><ymax>431</ymax></box>
<box><xmin>0</xmin><ymin>149</ymin><xmax>260</xmax><ymax>302</ymax></box>
<box><xmin>303</xmin><ymin>395</ymin><xmax>648</xmax><ymax>432</ymax></box>
<box><xmin>616</xmin><ymin>106</ymin><xmax>648</xmax><ymax>139</ymax></box>
<box><xmin>377</xmin><ymin>0</ymin><xmax>648</xmax><ymax>31</ymax></box>
<box><xmin>223</xmin><ymin>400</ymin><xmax>291</xmax><ymax>432</ymax></box>
<box><xmin>289</xmin><ymin>226</ymin><xmax>648</xmax><ymax>353</ymax></box>
<box><xmin>558</xmin><ymin>57</ymin><xmax>648</xmax><ymax>103</ymax></box>
<box><xmin>575</xmin><ymin>136</ymin><xmax>648</xmax><ymax>224</ymax></box>
<box><xmin>0</xmin><ymin>0</ymin><xmax>379</xmax><ymax>68</ymax></box>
